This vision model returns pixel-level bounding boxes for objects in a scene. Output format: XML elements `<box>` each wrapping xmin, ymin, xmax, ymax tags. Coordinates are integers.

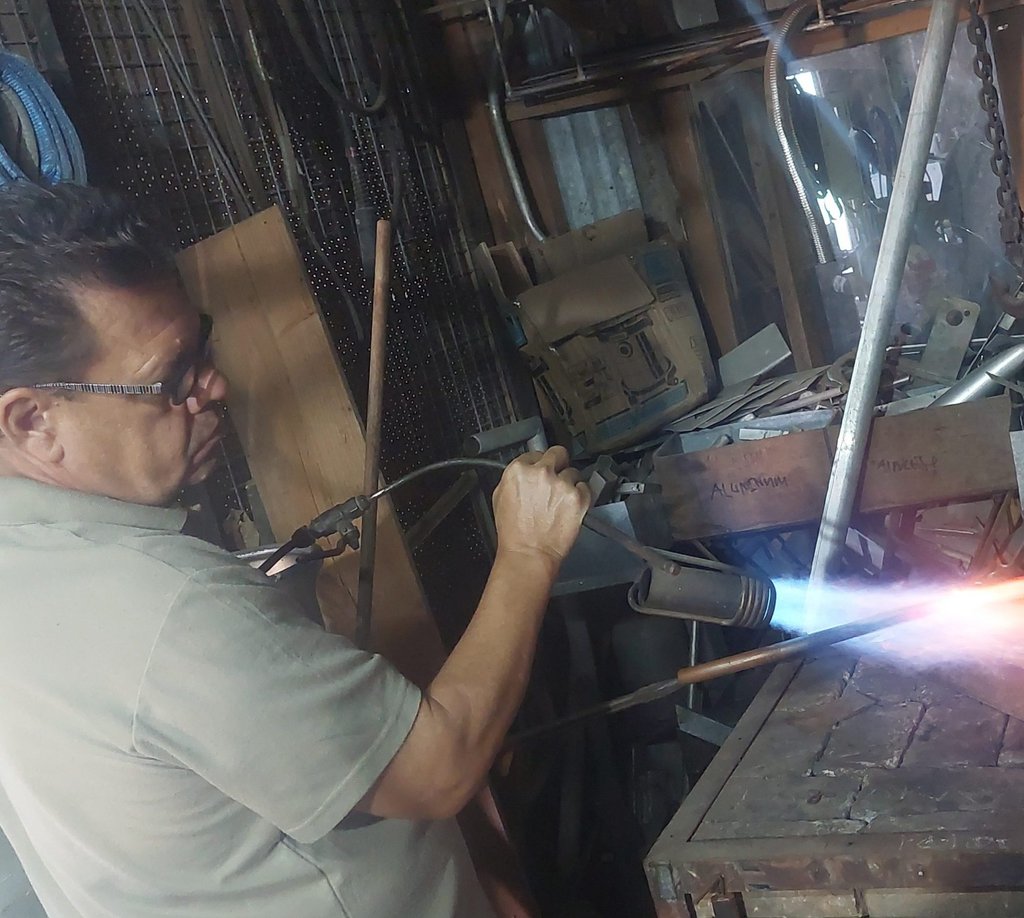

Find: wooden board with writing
<box><xmin>657</xmin><ymin>397</ymin><xmax>1016</xmax><ymax>541</ymax></box>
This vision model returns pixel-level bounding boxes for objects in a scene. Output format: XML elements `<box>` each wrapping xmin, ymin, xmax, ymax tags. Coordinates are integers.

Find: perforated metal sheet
<box><xmin>20</xmin><ymin>0</ymin><xmax>529</xmax><ymax>630</ymax></box>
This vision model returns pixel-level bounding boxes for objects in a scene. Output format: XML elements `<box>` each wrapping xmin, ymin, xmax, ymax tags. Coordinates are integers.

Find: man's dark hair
<box><xmin>0</xmin><ymin>182</ymin><xmax>176</xmax><ymax>393</ymax></box>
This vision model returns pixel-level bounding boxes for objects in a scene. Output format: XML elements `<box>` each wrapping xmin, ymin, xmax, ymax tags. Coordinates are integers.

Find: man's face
<box><xmin>51</xmin><ymin>279</ymin><xmax>229</xmax><ymax>506</ymax></box>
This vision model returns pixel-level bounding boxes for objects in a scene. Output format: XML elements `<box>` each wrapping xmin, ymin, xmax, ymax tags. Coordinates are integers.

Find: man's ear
<box><xmin>0</xmin><ymin>389</ymin><xmax>64</xmax><ymax>464</ymax></box>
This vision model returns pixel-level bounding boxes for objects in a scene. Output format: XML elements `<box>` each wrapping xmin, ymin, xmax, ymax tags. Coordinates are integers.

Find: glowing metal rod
<box><xmin>509</xmin><ymin>603</ymin><xmax>928</xmax><ymax>746</ymax></box>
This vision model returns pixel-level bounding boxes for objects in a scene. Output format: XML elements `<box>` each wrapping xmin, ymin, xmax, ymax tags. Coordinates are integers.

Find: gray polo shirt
<box><xmin>0</xmin><ymin>478</ymin><xmax>494</xmax><ymax>917</ymax></box>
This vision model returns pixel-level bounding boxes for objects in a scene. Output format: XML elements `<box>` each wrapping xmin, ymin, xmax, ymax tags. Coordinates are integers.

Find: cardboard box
<box><xmin>517</xmin><ymin>240</ymin><xmax>717</xmax><ymax>452</ymax></box>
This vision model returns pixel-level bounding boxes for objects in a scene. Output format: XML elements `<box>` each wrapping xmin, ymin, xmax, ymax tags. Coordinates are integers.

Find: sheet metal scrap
<box><xmin>666</xmin><ymin>367</ymin><xmax>831</xmax><ymax>435</ymax></box>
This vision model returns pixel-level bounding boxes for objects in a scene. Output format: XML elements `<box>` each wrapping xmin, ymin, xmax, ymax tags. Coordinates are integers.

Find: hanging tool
<box><xmin>355</xmin><ymin>218</ymin><xmax>394</xmax><ymax>650</ymax></box>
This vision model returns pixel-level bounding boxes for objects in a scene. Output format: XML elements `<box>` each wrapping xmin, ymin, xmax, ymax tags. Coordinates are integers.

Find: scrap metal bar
<box><xmin>809</xmin><ymin>0</ymin><xmax>963</xmax><ymax>584</ymax></box>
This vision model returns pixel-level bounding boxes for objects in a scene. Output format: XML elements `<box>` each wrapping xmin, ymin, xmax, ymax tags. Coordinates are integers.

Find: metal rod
<box><xmin>765</xmin><ymin>0</ymin><xmax>834</xmax><ymax>264</ymax></box>
<box><xmin>809</xmin><ymin>0</ymin><xmax>963</xmax><ymax>584</ymax></box>
<box><xmin>355</xmin><ymin>219</ymin><xmax>393</xmax><ymax>650</ymax></box>
<box><xmin>486</xmin><ymin>67</ymin><xmax>548</xmax><ymax>242</ymax></box>
<box><xmin>686</xmin><ymin>620</ymin><xmax>700</xmax><ymax>712</ymax></box>
<box><xmin>580</xmin><ymin>515</ymin><xmax>682</xmax><ymax>576</ymax></box>
<box><xmin>509</xmin><ymin>603</ymin><xmax>927</xmax><ymax>746</ymax></box>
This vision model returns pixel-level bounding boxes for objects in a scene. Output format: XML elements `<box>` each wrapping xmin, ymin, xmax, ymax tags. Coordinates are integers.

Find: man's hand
<box><xmin>492</xmin><ymin>446</ymin><xmax>591</xmax><ymax>570</ymax></box>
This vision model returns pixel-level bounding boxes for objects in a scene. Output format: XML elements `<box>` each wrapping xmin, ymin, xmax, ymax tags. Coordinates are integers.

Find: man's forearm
<box><xmin>425</xmin><ymin>548</ymin><xmax>557</xmax><ymax>770</ymax></box>
<box><xmin>357</xmin><ymin>448</ymin><xmax>587</xmax><ymax>820</ymax></box>
<box><xmin>358</xmin><ymin>548</ymin><xmax>557</xmax><ymax>819</ymax></box>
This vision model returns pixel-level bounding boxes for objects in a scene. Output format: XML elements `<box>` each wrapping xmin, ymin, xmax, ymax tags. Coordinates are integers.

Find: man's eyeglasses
<box><xmin>31</xmin><ymin>314</ymin><xmax>214</xmax><ymax>407</ymax></box>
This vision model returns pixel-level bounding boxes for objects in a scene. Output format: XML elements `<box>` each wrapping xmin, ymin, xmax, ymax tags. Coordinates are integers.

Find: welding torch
<box><xmin>256</xmin><ymin>455</ymin><xmax>925</xmax><ymax>743</ymax></box>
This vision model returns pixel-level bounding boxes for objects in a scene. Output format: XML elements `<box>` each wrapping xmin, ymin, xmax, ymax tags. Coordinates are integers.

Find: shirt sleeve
<box><xmin>130</xmin><ymin>560</ymin><xmax>422</xmax><ymax>844</ymax></box>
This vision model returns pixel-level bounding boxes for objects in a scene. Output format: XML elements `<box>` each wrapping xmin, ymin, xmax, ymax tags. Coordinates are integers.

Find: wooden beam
<box><xmin>656</xmin><ymin>397</ymin><xmax>1016</xmax><ymax>542</ymax></box>
<box><xmin>506</xmin><ymin>0</ymin><xmax>1024</xmax><ymax>122</ymax></box>
<box><xmin>657</xmin><ymin>87</ymin><xmax>740</xmax><ymax>355</ymax></box>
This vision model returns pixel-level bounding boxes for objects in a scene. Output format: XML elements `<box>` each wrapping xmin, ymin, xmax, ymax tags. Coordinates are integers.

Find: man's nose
<box><xmin>186</xmin><ymin>365</ymin><xmax>229</xmax><ymax>413</ymax></box>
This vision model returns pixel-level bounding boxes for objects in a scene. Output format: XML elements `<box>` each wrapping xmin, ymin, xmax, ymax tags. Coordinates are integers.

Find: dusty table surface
<box><xmin>647</xmin><ymin>650</ymin><xmax>1024</xmax><ymax>917</ymax></box>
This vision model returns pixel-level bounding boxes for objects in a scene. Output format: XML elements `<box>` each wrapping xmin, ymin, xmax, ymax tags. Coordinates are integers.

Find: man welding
<box><xmin>0</xmin><ymin>182</ymin><xmax>590</xmax><ymax>917</ymax></box>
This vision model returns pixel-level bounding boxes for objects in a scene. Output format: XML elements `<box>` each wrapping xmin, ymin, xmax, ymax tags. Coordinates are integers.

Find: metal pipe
<box><xmin>355</xmin><ymin>219</ymin><xmax>393</xmax><ymax>650</ymax></box>
<box><xmin>464</xmin><ymin>416</ymin><xmax>547</xmax><ymax>456</ymax></box>
<box><xmin>509</xmin><ymin>603</ymin><xmax>928</xmax><ymax>745</ymax></box>
<box><xmin>932</xmin><ymin>341</ymin><xmax>1024</xmax><ymax>406</ymax></box>
<box><xmin>765</xmin><ymin>0</ymin><xmax>834</xmax><ymax>265</ymax></box>
<box><xmin>486</xmin><ymin>67</ymin><xmax>548</xmax><ymax>242</ymax></box>
<box><xmin>809</xmin><ymin>0</ymin><xmax>962</xmax><ymax>583</ymax></box>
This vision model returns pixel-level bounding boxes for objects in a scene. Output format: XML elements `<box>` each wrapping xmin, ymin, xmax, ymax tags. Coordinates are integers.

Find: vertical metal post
<box><xmin>355</xmin><ymin>218</ymin><xmax>393</xmax><ymax>650</ymax></box>
<box><xmin>809</xmin><ymin>0</ymin><xmax>963</xmax><ymax>586</ymax></box>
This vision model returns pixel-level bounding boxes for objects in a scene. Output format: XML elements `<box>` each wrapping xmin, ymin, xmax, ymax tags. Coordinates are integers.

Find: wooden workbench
<box><xmin>646</xmin><ymin>652</ymin><xmax>1024</xmax><ymax>917</ymax></box>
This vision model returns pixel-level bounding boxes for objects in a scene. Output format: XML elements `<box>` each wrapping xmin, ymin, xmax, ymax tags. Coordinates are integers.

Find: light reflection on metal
<box><xmin>810</xmin><ymin>0</ymin><xmax>963</xmax><ymax>585</ymax></box>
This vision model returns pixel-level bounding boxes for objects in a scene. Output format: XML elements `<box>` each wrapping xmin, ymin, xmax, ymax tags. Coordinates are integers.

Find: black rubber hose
<box><xmin>258</xmin><ymin>460</ymin><xmax>507</xmax><ymax>574</ymax></box>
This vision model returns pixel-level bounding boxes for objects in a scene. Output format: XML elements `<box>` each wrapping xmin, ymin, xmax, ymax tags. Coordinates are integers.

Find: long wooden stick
<box><xmin>356</xmin><ymin>218</ymin><xmax>393</xmax><ymax>650</ymax></box>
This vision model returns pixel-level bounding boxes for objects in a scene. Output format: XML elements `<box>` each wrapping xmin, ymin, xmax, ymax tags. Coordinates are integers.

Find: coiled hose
<box><xmin>0</xmin><ymin>52</ymin><xmax>86</xmax><ymax>186</ymax></box>
<box><xmin>765</xmin><ymin>0</ymin><xmax>833</xmax><ymax>264</ymax></box>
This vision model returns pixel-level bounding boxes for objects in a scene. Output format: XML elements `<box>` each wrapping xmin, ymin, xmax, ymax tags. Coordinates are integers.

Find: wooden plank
<box><xmin>741</xmin><ymin>890</ymin><xmax>862</xmax><ymax>918</ymax></box>
<box><xmin>862</xmin><ymin>889</ymin><xmax>1024</xmax><ymax>918</ymax></box>
<box><xmin>660</xmin><ymin>425</ymin><xmax>833</xmax><ymax>540</ymax></box>
<box><xmin>659</xmin><ymin>397</ymin><xmax>1016</xmax><ymax>541</ymax></box>
<box><xmin>662</xmin><ymin>826</ymin><xmax>1024</xmax><ymax>896</ymax></box>
<box><xmin>177</xmin><ymin>207</ymin><xmax>446</xmax><ymax>687</ymax></box>
<box><xmin>657</xmin><ymin>87</ymin><xmax>740</xmax><ymax>356</ymax></box>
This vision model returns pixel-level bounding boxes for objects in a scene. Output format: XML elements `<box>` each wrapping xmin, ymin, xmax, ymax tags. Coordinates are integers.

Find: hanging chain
<box><xmin>967</xmin><ymin>0</ymin><xmax>1024</xmax><ymax>264</ymax></box>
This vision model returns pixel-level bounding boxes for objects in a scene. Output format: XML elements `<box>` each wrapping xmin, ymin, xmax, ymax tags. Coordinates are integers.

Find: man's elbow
<box><xmin>417</xmin><ymin>766</ymin><xmax>486</xmax><ymax>820</ymax></box>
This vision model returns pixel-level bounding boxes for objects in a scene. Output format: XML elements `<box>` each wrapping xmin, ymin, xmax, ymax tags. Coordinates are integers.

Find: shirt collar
<box><xmin>0</xmin><ymin>477</ymin><xmax>189</xmax><ymax>532</ymax></box>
